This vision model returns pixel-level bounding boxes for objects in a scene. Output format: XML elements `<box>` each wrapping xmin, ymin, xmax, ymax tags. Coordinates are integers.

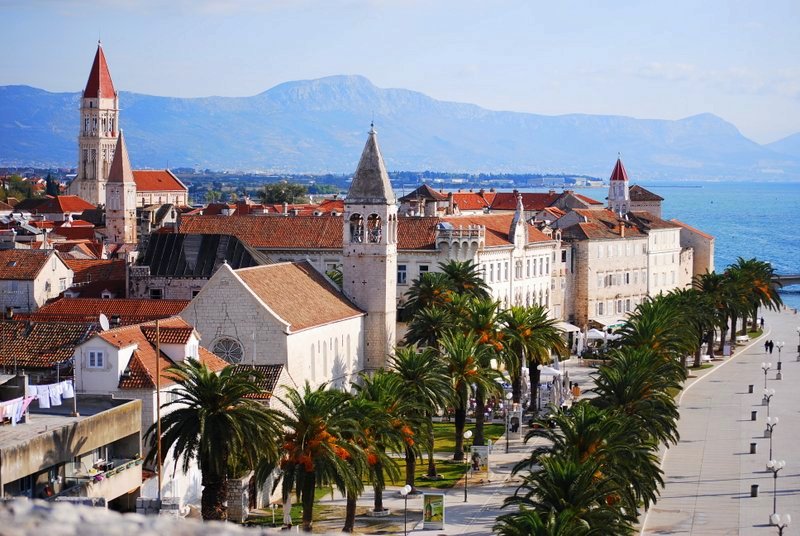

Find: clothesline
<box><xmin>26</xmin><ymin>379</ymin><xmax>75</xmax><ymax>410</ymax></box>
<box><xmin>0</xmin><ymin>396</ymin><xmax>35</xmax><ymax>426</ymax></box>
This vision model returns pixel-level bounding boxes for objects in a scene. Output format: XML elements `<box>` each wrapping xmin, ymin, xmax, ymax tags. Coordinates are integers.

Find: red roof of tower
<box><xmin>83</xmin><ymin>43</ymin><xmax>116</xmax><ymax>99</ymax></box>
<box><xmin>609</xmin><ymin>158</ymin><xmax>629</xmax><ymax>182</ymax></box>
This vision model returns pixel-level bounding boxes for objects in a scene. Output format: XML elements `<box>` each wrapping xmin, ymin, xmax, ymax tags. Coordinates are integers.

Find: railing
<box><xmin>51</xmin><ymin>457</ymin><xmax>143</xmax><ymax>501</ymax></box>
<box><xmin>437</xmin><ymin>226</ymin><xmax>485</xmax><ymax>240</ymax></box>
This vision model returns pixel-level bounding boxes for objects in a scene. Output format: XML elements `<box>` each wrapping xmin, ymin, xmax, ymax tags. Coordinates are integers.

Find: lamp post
<box><xmin>463</xmin><ymin>430</ymin><xmax>473</xmax><ymax>503</ymax></box>
<box><xmin>505</xmin><ymin>392</ymin><xmax>513</xmax><ymax>454</ymax></box>
<box><xmin>776</xmin><ymin>341</ymin><xmax>784</xmax><ymax>376</ymax></box>
<box><xmin>400</xmin><ymin>484</ymin><xmax>412</xmax><ymax>536</ymax></box>
<box><xmin>765</xmin><ymin>417</ymin><xmax>779</xmax><ymax>460</ymax></box>
<box><xmin>763</xmin><ymin>388</ymin><xmax>775</xmax><ymax>415</ymax></box>
<box><xmin>770</xmin><ymin>513</ymin><xmax>791</xmax><ymax>535</ymax></box>
<box><xmin>762</xmin><ymin>362</ymin><xmax>772</xmax><ymax>392</ymax></box>
<box><xmin>767</xmin><ymin>460</ymin><xmax>786</xmax><ymax>524</ymax></box>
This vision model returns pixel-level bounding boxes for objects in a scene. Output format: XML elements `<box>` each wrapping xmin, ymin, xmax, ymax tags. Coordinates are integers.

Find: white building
<box><xmin>0</xmin><ymin>249</ymin><xmax>73</xmax><ymax>313</ymax></box>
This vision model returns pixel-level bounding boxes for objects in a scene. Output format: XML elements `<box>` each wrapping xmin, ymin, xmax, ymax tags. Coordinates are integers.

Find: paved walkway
<box><xmin>642</xmin><ymin>308</ymin><xmax>800</xmax><ymax>535</ymax></box>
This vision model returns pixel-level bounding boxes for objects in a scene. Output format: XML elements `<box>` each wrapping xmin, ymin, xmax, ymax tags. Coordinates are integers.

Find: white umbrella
<box><xmin>586</xmin><ymin>328</ymin><xmax>606</xmax><ymax>340</ymax></box>
<box><xmin>537</xmin><ymin>365</ymin><xmax>563</xmax><ymax>376</ymax></box>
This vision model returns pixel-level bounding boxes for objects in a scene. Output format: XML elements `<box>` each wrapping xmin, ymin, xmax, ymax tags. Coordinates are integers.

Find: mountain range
<box><xmin>2</xmin><ymin>75</ymin><xmax>800</xmax><ymax>180</ymax></box>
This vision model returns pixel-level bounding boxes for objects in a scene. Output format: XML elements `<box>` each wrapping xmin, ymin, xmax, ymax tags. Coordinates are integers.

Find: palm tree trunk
<box><xmin>706</xmin><ymin>330</ymin><xmax>716</xmax><ymax>360</ymax></box>
<box><xmin>729</xmin><ymin>314</ymin><xmax>738</xmax><ymax>347</ymax></box>
<box><xmin>301</xmin><ymin>474</ymin><xmax>315</xmax><ymax>532</ymax></box>
<box><xmin>473</xmin><ymin>385</ymin><xmax>486</xmax><ymax>446</ymax></box>
<box><xmin>453</xmin><ymin>406</ymin><xmax>466</xmax><ymax>461</ymax></box>
<box><xmin>426</xmin><ymin>422</ymin><xmax>438</xmax><ymax>478</ymax></box>
<box><xmin>511</xmin><ymin>368</ymin><xmax>522</xmax><ymax>404</ymax></box>
<box><xmin>372</xmin><ymin>462</ymin><xmax>384</xmax><ymax>512</ymax></box>
<box><xmin>719</xmin><ymin>324</ymin><xmax>728</xmax><ymax>353</ymax></box>
<box><xmin>200</xmin><ymin>475</ymin><xmax>227</xmax><ymax>520</ymax></box>
<box><xmin>343</xmin><ymin>493</ymin><xmax>357</xmax><ymax>532</ymax></box>
<box><xmin>528</xmin><ymin>365</ymin><xmax>542</xmax><ymax>413</ymax></box>
<box><xmin>404</xmin><ymin>445</ymin><xmax>416</xmax><ymax>487</ymax></box>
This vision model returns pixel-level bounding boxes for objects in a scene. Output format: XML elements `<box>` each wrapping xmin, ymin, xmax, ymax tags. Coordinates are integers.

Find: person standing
<box><xmin>769</xmin><ymin>340</ymin><xmax>774</xmax><ymax>354</ymax></box>
<box><xmin>760</xmin><ymin>317</ymin><xmax>765</xmax><ymax>329</ymax></box>
<box><xmin>765</xmin><ymin>340</ymin><xmax>770</xmax><ymax>353</ymax></box>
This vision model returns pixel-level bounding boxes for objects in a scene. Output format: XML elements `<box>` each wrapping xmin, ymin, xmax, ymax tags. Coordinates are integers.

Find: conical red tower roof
<box><xmin>609</xmin><ymin>158</ymin><xmax>629</xmax><ymax>182</ymax></box>
<box><xmin>83</xmin><ymin>43</ymin><xmax>116</xmax><ymax>98</ymax></box>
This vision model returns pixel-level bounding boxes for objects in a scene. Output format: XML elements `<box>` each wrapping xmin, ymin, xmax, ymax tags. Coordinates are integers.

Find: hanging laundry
<box><xmin>36</xmin><ymin>385</ymin><xmax>50</xmax><ymax>409</ymax></box>
<box><xmin>61</xmin><ymin>380</ymin><xmax>74</xmax><ymax>399</ymax></box>
<box><xmin>48</xmin><ymin>384</ymin><xmax>62</xmax><ymax>407</ymax></box>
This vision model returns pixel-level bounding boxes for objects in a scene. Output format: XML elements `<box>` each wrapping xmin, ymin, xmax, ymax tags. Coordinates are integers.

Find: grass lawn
<box><xmin>385</xmin><ymin>458</ymin><xmax>469</xmax><ymax>489</ymax></box>
<box><xmin>431</xmin><ymin>422</ymin><xmax>505</xmax><ymax>453</ymax></box>
<box><xmin>245</xmin><ymin>487</ymin><xmax>333</xmax><ymax>528</ymax></box>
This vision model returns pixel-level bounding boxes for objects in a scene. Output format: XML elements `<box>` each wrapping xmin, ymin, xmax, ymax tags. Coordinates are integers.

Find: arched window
<box><xmin>349</xmin><ymin>214</ymin><xmax>364</xmax><ymax>243</ymax></box>
<box><xmin>310</xmin><ymin>344</ymin><xmax>316</xmax><ymax>381</ymax></box>
<box><xmin>367</xmin><ymin>213</ymin><xmax>382</xmax><ymax>243</ymax></box>
<box><xmin>213</xmin><ymin>337</ymin><xmax>243</xmax><ymax>364</ymax></box>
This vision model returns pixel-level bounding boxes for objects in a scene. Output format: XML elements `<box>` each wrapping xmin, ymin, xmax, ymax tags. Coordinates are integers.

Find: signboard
<box><xmin>423</xmin><ymin>493</ymin><xmax>445</xmax><ymax>529</ymax></box>
<box><xmin>470</xmin><ymin>445</ymin><xmax>490</xmax><ymax>478</ymax></box>
<box><xmin>508</xmin><ymin>405</ymin><xmax>523</xmax><ymax>440</ymax></box>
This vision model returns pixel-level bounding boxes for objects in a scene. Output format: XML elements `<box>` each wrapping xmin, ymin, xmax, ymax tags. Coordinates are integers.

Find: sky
<box><xmin>2</xmin><ymin>0</ymin><xmax>799</xmax><ymax>144</ymax></box>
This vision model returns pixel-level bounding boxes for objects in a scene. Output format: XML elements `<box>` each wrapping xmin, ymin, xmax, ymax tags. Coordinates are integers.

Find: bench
<box><xmin>736</xmin><ymin>335</ymin><xmax>749</xmax><ymax>344</ymax></box>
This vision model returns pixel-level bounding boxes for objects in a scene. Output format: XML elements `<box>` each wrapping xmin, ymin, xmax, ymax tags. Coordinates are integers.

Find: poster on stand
<box><xmin>470</xmin><ymin>445</ymin><xmax>490</xmax><ymax>479</ymax></box>
<box><xmin>423</xmin><ymin>493</ymin><xmax>445</xmax><ymax>529</ymax></box>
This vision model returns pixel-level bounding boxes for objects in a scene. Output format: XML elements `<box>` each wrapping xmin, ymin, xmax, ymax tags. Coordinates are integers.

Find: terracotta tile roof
<box><xmin>573</xmin><ymin>193</ymin><xmax>604</xmax><ymax>205</ymax></box>
<box><xmin>235</xmin><ymin>261</ymin><xmax>364</xmax><ymax>332</ymax></box>
<box><xmin>0</xmin><ymin>201</ymin><xmax>13</xmax><ymax>211</ymax></box>
<box><xmin>0</xmin><ymin>249</ymin><xmax>54</xmax><ymax>280</ymax></box>
<box><xmin>83</xmin><ymin>44</ymin><xmax>116</xmax><ymax>99</ymax></box>
<box><xmin>399</xmin><ymin>184</ymin><xmax>448</xmax><ymax>202</ymax></box>
<box><xmin>202</xmin><ymin>203</ymin><xmax>236</xmax><ymax>216</ymax></box>
<box><xmin>315</xmin><ymin>198</ymin><xmax>345</xmax><ymax>213</ymax></box>
<box><xmin>65</xmin><ymin>258</ymin><xmax>125</xmax><ymax>284</ymax></box>
<box><xmin>669</xmin><ymin>219</ymin><xmax>714</xmax><ymax>240</ymax></box>
<box><xmin>232</xmin><ymin>364</ymin><xmax>284</xmax><ymax>399</ymax></box>
<box><xmin>450</xmin><ymin>191</ymin><xmax>495</xmax><ymax>211</ymax></box>
<box><xmin>0</xmin><ymin>321</ymin><xmax>98</xmax><ymax>369</ymax></box>
<box><xmin>51</xmin><ymin>226</ymin><xmax>97</xmax><ymax>241</ymax></box>
<box><xmin>53</xmin><ymin>242</ymin><xmax>99</xmax><ymax>260</ymax></box>
<box><xmin>34</xmin><ymin>196</ymin><xmax>96</xmax><ymax>214</ymax></box>
<box><xmin>13</xmin><ymin>198</ymin><xmax>47</xmax><ymax>212</ymax></box>
<box><xmin>561</xmin><ymin>209</ymin><xmax>647</xmax><ymax>241</ymax></box>
<box><xmin>629</xmin><ymin>184</ymin><xmax>664</xmax><ymax>202</ymax></box>
<box><xmin>132</xmin><ymin>170</ymin><xmax>187</xmax><ymax>192</ymax></box>
<box><xmin>179</xmin><ymin>214</ymin><xmax>439</xmax><ymax>251</ymax></box>
<box><xmin>31</xmin><ymin>298</ymin><xmax>190</xmax><ymax>325</ymax></box>
<box><xmin>94</xmin><ymin>317</ymin><xmax>227</xmax><ymax>389</ymax></box>
<box><xmin>141</xmin><ymin>324</ymin><xmax>195</xmax><ymax>345</ymax></box>
<box><xmin>628</xmin><ymin>211</ymin><xmax>681</xmax><ymax>230</ymax></box>
<box><xmin>442</xmin><ymin>213</ymin><xmax>552</xmax><ymax>246</ymax></box>
<box><xmin>491</xmin><ymin>192</ymin><xmax>561</xmax><ymax>211</ymax></box>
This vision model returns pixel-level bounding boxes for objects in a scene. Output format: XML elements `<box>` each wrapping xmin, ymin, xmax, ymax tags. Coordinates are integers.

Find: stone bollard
<box><xmin>776</xmin><ymin>371</ymin><xmax>782</xmax><ymax>380</ymax></box>
<box><xmin>750</xmin><ymin>442</ymin><xmax>757</xmax><ymax>454</ymax></box>
<box><xmin>751</xmin><ymin>484</ymin><xmax>759</xmax><ymax>497</ymax></box>
<box><xmin>748</xmin><ymin>384</ymin><xmax>754</xmax><ymax>393</ymax></box>
<box><xmin>751</xmin><ymin>410</ymin><xmax>758</xmax><ymax>421</ymax></box>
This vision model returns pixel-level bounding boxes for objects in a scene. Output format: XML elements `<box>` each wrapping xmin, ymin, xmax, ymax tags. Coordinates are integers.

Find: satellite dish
<box><xmin>99</xmin><ymin>313</ymin><xmax>110</xmax><ymax>331</ymax></box>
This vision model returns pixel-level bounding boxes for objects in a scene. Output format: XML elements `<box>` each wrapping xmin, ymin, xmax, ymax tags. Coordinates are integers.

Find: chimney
<box><xmin>282</xmin><ymin>202</ymin><xmax>289</xmax><ymax>215</ymax></box>
<box><xmin>447</xmin><ymin>192</ymin><xmax>454</xmax><ymax>215</ymax></box>
<box><xmin>111</xmin><ymin>315</ymin><xmax>121</xmax><ymax>327</ymax></box>
<box><xmin>620</xmin><ymin>223</ymin><xmax>625</xmax><ymax>238</ymax></box>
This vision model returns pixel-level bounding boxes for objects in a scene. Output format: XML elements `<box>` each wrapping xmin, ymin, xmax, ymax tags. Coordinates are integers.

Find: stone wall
<box><xmin>225</xmin><ymin>471</ymin><xmax>252</xmax><ymax>523</ymax></box>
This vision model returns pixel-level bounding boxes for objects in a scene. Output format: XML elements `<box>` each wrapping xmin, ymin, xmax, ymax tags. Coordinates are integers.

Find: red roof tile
<box><xmin>133</xmin><ymin>170</ymin><xmax>187</xmax><ymax>192</ymax></box>
<box><xmin>573</xmin><ymin>193</ymin><xmax>604</xmax><ymax>205</ymax></box>
<box><xmin>51</xmin><ymin>226</ymin><xmax>97</xmax><ymax>241</ymax></box>
<box><xmin>235</xmin><ymin>261</ymin><xmax>364</xmax><ymax>332</ymax></box>
<box><xmin>0</xmin><ymin>321</ymin><xmax>98</xmax><ymax>369</ymax></box>
<box><xmin>33</xmin><ymin>196</ymin><xmax>96</xmax><ymax>214</ymax></box>
<box><xmin>442</xmin><ymin>213</ymin><xmax>552</xmax><ymax>246</ymax></box>
<box><xmin>629</xmin><ymin>184</ymin><xmax>664</xmax><ymax>202</ymax></box>
<box><xmin>83</xmin><ymin>44</ymin><xmax>116</xmax><ymax>99</ymax></box>
<box><xmin>0</xmin><ymin>249</ymin><xmax>55</xmax><ymax>280</ymax></box>
<box><xmin>141</xmin><ymin>324</ymin><xmax>195</xmax><ymax>345</ymax></box>
<box><xmin>451</xmin><ymin>191</ymin><xmax>495</xmax><ymax>211</ymax></box>
<box><xmin>669</xmin><ymin>219</ymin><xmax>714</xmax><ymax>240</ymax></box>
<box><xmin>31</xmin><ymin>298</ymin><xmax>190</xmax><ymax>325</ymax></box>
<box><xmin>490</xmin><ymin>192</ymin><xmax>561</xmax><ymax>211</ymax></box>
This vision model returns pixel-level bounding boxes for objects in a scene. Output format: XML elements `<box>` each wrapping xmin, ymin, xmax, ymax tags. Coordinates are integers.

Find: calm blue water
<box><xmin>531</xmin><ymin>182</ymin><xmax>800</xmax><ymax>310</ymax></box>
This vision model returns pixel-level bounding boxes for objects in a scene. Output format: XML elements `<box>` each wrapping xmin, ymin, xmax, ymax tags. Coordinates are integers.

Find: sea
<box><xmin>525</xmin><ymin>181</ymin><xmax>800</xmax><ymax>311</ymax></box>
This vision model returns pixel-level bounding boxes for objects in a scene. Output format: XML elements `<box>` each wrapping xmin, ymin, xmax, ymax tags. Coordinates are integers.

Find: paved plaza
<box><xmin>642</xmin><ymin>308</ymin><xmax>800</xmax><ymax>535</ymax></box>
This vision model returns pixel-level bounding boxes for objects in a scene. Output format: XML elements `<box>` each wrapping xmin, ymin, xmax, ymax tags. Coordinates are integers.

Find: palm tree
<box><xmin>390</xmin><ymin>346</ymin><xmax>451</xmax><ymax>480</ymax></box>
<box><xmin>495</xmin><ymin>509</ymin><xmax>594</xmax><ymax>536</ymax></box>
<box><xmin>504</xmin><ymin>455</ymin><xmax>634</xmax><ymax>533</ymax></box>
<box><xmin>145</xmin><ymin>359</ymin><xmax>281</xmax><ymax>521</ymax></box>
<box><xmin>694</xmin><ymin>271</ymin><xmax>728</xmax><ymax>360</ymax></box>
<box><xmin>500</xmin><ymin>305</ymin><xmax>567</xmax><ymax>412</ymax></box>
<box><xmin>403</xmin><ymin>272</ymin><xmax>454</xmax><ymax>318</ymax></box>
<box><xmin>438</xmin><ymin>259</ymin><xmax>491</xmax><ymax>300</ymax></box>
<box><xmin>591</xmin><ymin>347</ymin><xmax>682</xmax><ymax>446</ymax></box>
<box><xmin>665</xmin><ymin>288</ymin><xmax>716</xmax><ymax>368</ymax></box>
<box><xmin>277</xmin><ymin>383</ymin><xmax>362</xmax><ymax>532</ymax></box>
<box><xmin>439</xmin><ymin>331</ymin><xmax>497</xmax><ymax>460</ymax></box>
<box><xmin>730</xmin><ymin>258</ymin><xmax>782</xmax><ymax>332</ymax></box>
<box><xmin>404</xmin><ymin>306</ymin><xmax>456</xmax><ymax>348</ymax></box>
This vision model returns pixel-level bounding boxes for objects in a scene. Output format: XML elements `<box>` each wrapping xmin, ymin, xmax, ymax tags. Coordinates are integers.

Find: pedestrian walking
<box><xmin>765</xmin><ymin>340</ymin><xmax>770</xmax><ymax>353</ymax></box>
<box><xmin>768</xmin><ymin>340</ymin><xmax>774</xmax><ymax>354</ymax></box>
<box><xmin>760</xmin><ymin>317</ymin><xmax>765</xmax><ymax>329</ymax></box>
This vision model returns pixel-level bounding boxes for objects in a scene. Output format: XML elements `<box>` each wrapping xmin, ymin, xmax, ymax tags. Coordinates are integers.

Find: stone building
<box><xmin>104</xmin><ymin>131</ymin><xmax>137</xmax><ymax>245</ymax></box>
<box><xmin>180</xmin><ymin>261</ymin><xmax>364</xmax><ymax>391</ymax></box>
<box><xmin>629</xmin><ymin>185</ymin><xmax>664</xmax><ymax>218</ymax></box>
<box><xmin>670</xmin><ymin>219</ymin><xmax>716</xmax><ymax>278</ymax></box>
<box><xmin>0</xmin><ymin>249</ymin><xmax>73</xmax><ymax>313</ymax></box>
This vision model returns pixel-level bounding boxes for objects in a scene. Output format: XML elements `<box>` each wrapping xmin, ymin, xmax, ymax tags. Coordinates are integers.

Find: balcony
<box><xmin>53</xmin><ymin>458</ymin><xmax>143</xmax><ymax>502</ymax></box>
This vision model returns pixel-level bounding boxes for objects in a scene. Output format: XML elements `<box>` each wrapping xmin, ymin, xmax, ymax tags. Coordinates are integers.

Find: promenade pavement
<box><xmin>642</xmin><ymin>308</ymin><xmax>800</xmax><ymax>535</ymax></box>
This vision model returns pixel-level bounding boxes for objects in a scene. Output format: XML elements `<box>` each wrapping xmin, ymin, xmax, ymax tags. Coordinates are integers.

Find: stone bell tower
<box><xmin>105</xmin><ymin>130</ymin><xmax>138</xmax><ymax>245</ymax></box>
<box><xmin>68</xmin><ymin>42</ymin><xmax>119</xmax><ymax>206</ymax></box>
<box><xmin>342</xmin><ymin>125</ymin><xmax>398</xmax><ymax>370</ymax></box>
<box><xmin>608</xmin><ymin>156</ymin><xmax>631</xmax><ymax>214</ymax></box>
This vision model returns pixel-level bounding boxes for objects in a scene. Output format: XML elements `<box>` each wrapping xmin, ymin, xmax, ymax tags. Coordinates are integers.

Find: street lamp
<box><xmin>463</xmin><ymin>430</ymin><xmax>473</xmax><ymax>503</ymax></box>
<box><xmin>505</xmin><ymin>392</ymin><xmax>513</xmax><ymax>454</ymax></box>
<box><xmin>765</xmin><ymin>417</ymin><xmax>779</xmax><ymax>460</ymax></box>
<box><xmin>400</xmin><ymin>484</ymin><xmax>412</xmax><ymax>536</ymax></box>
<box><xmin>763</xmin><ymin>388</ymin><xmax>775</xmax><ymax>415</ymax></box>
<box><xmin>762</xmin><ymin>363</ymin><xmax>772</xmax><ymax>391</ymax></box>
<box><xmin>776</xmin><ymin>341</ymin><xmax>784</xmax><ymax>376</ymax></box>
<box><xmin>771</xmin><ymin>513</ymin><xmax>791</xmax><ymax>535</ymax></box>
<box><xmin>767</xmin><ymin>460</ymin><xmax>786</xmax><ymax>524</ymax></box>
